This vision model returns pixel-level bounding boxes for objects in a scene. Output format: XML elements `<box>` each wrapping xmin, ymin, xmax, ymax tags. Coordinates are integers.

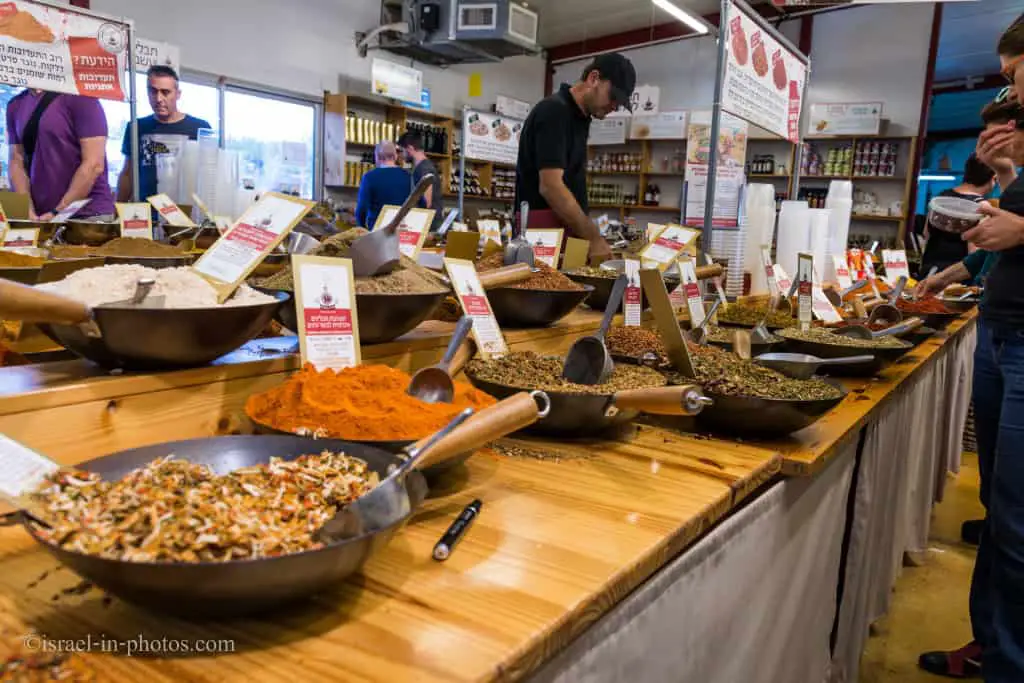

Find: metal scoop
<box><xmin>437</xmin><ymin>208</ymin><xmax>461</xmax><ymax>236</ymax></box>
<box><xmin>751</xmin><ymin>296</ymin><xmax>778</xmax><ymax>345</ymax></box>
<box><xmin>686</xmin><ymin>298</ymin><xmax>722</xmax><ymax>346</ymax></box>
<box><xmin>349</xmin><ymin>173</ymin><xmax>435</xmax><ymax>277</ymax></box>
<box><xmin>824</xmin><ymin>278</ymin><xmax>868</xmax><ymax>308</ymax></box>
<box><xmin>562</xmin><ymin>274</ymin><xmax>628</xmax><ymax>384</ymax></box>
<box><xmin>776</xmin><ymin>278</ymin><xmax>799</xmax><ymax>315</ymax></box>
<box><xmin>503</xmin><ymin>201</ymin><xmax>535</xmax><ymax>267</ymax></box>
<box><xmin>407</xmin><ymin>316</ymin><xmax>474</xmax><ymax>404</ymax></box>
<box><xmin>753</xmin><ymin>352</ymin><xmax>876</xmax><ymax>380</ymax></box>
<box><xmin>867</xmin><ymin>275</ymin><xmax>908</xmax><ymax>327</ymax></box>
<box><xmin>835</xmin><ymin>315</ymin><xmax>923</xmax><ymax>341</ymax></box>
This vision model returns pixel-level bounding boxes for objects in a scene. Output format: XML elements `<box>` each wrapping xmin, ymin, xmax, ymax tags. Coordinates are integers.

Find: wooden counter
<box><xmin>0</xmin><ymin>308</ymin><xmax>978</xmax><ymax>681</ymax></box>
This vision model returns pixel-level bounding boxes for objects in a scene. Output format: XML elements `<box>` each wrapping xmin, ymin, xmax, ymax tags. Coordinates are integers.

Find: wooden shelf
<box><xmin>625</xmin><ymin>205</ymin><xmax>681</xmax><ymax>213</ymax></box>
<box><xmin>852</xmin><ymin>175</ymin><xmax>905</xmax><ymax>182</ymax></box>
<box><xmin>645</xmin><ymin>170</ymin><xmax>685</xmax><ymax>176</ymax></box>
<box><xmin>801</xmin><ymin>175</ymin><xmax>852</xmax><ymax>180</ymax></box>
<box><xmin>749</xmin><ymin>173</ymin><xmax>791</xmax><ymax>179</ymax></box>
<box><xmin>426</xmin><ymin>152</ymin><xmax>450</xmax><ymax>160</ymax></box>
<box><xmin>588</xmin><ymin>170</ymin><xmax>641</xmax><ymax>176</ymax></box>
<box><xmin>851</xmin><ymin>214</ymin><xmax>905</xmax><ymax>222</ymax></box>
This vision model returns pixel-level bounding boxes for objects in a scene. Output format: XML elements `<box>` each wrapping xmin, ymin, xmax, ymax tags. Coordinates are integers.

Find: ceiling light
<box><xmin>651</xmin><ymin>0</ymin><xmax>710</xmax><ymax>35</ymax></box>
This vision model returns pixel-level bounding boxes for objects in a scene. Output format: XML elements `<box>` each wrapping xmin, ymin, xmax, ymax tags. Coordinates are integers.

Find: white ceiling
<box><xmin>527</xmin><ymin>0</ymin><xmax>721</xmax><ymax>48</ymax></box>
<box><xmin>934</xmin><ymin>0</ymin><xmax>1024</xmax><ymax>82</ymax></box>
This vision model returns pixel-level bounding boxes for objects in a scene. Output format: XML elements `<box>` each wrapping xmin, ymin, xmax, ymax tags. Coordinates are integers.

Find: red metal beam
<box><xmin>906</xmin><ymin>3</ymin><xmax>943</xmax><ymax>242</ymax></box>
<box><xmin>798</xmin><ymin>14</ymin><xmax>813</xmax><ymax>56</ymax></box>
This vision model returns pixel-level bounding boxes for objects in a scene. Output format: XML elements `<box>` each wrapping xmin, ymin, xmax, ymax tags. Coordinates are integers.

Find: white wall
<box><xmin>87</xmin><ymin>0</ymin><xmax>545</xmax><ymax>114</ymax></box>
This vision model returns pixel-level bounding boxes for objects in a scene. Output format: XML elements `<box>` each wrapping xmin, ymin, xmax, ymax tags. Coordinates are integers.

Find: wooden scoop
<box><xmin>0</xmin><ymin>279</ymin><xmax>91</xmax><ymax>325</ymax></box>
<box><xmin>612</xmin><ymin>384</ymin><xmax>712</xmax><ymax>416</ymax></box>
<box><xmin>477</xmin><ymin>262</ymin><xmax>534</xmax><ymax>289</ymax></box>
<box><xmin>350</xmin><ymin>173</ymin><xmax>435</xmax><ymax>277</ymax></box>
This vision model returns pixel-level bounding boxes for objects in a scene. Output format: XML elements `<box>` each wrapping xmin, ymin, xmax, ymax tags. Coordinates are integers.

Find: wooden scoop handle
<box><xmin>851</xmin><ymin>296</ymin><xmax>868</xmax><ymax>319</ymax></box>
<box><xmin>412</xmin><ymin>391</ymin><xmax>549</xmax><ymax>470</ymax></box>
<box><xmin>478</xmin><ymin>263</ymin><xmax>533</xmax><ymax>289</ymax></box>
<box><xmin>613</xmin><ymin>384</ymin><xmax>709</xmax><ymax>416</ymax></box>
<box><xmin>694</xmin><ymin>263</ymin><xmax>723</xmax><ymax>280</ymax></box>
<box><xmin>0</xmin><ymin>279</ymin><xmax>90</xmax><ymax>325</ymax></box>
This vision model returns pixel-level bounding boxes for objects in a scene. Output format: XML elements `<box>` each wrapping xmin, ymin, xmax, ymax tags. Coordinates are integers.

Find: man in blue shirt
<box><xmin>116</xmin><ymin>65</ymin><xmax>211</xmax><ymax>202</ymax></box>
<box><xmin>356</xmin><ymin>140</ymin><xmax>411</xmax><ymax>229</ymax></box>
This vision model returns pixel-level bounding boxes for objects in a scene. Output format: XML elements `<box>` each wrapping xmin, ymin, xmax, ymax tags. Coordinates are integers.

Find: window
<box><xmin>224</xmin><ymin>89</ymin><xmax>316</xmax><ymax>199</ymax></box>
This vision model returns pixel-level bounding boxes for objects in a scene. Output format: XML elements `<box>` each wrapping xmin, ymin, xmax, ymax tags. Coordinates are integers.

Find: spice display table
<box><xmin>0</xmin><ymin>310</ymin><xmax>977</xmax><ymax>682</ymax></box>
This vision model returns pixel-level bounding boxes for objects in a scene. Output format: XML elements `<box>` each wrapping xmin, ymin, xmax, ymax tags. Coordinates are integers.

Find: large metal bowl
<box><xmin>61</xmin><ymin>221</ymin><xmax>120</xmax><ymax>246</ymax></box>
<box><xmin>563</xmin><ymin>273</ymin><xmax>647</xmax><ymax>311</ymax></box>
<box><xmin>696</xmin><ymin>382</ymin><xmax>848</xmax><ymax>437</ymax></box>
<box><xmin>0</xmin><ymin>254</ymin><xmax>104</xmax><ymax>285</ymax></box>
<box><xmin>775</xmin><ymin>330</ymin><xmax>913</xmax><ymax>376</ymax></box>
<box><xmin>103</xmin><ymin>254</ymin><xmax>194</xmax><ymax>269</ymax></box>
<box><xmin>487</xmin><ymin>285</ymin><xmax>594</xmax><ymax>328</ymax></box>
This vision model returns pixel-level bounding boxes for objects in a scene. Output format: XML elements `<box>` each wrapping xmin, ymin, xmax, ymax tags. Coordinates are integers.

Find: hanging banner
<box><xmin>374</xmin><ymin>205</ymin><xmax>435</xmax><ymax>260</ymax></box>
<box><xmin>463</xmin><ymin>109</ymin><xmax>522</xmax><ymax>165</ymax></box>
<box><xmin>134</xmin><ymin>38</ymin><xmax>179</xmax><ymax>73</ymax></box>
<box><xmin>524</xmin><ymin>228</ymin><xmax>563</xmax><ymax>268</ymax></box>
<box><xmin>722</xmin><ymin>0</ymin><xmax>807</xmax><ymax>143</ymax></box>
<box><xmin>293</xmin><ymin>256</ymin><xmax>361</xmax><ymax>371</ymax></box>
<box><xmin>807</xmin><ymin>102</ymin><xmax>882</xmax><ymax>136</ymax></box>
<box><xmin>684</xmin><ymin>110</ymin><xmax>748</xmax><ymax>228</ymax></box>
<box><xmin>589</xmin><ymin>117</ymin><xmax>628</xmax><ymax>146</ymax></box>
<box><xmin>630</xmin><ymin>111</ymin><xmax>688</xmax><ymax>140</ymax></box>
<box><xmin>0</xmin><ymin>1</ymin><xmax>129</xmax><ymax>101</ymax></box>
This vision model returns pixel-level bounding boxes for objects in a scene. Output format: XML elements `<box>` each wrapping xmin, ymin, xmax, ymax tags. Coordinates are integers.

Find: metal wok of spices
<box><xmin>776</xmin><ymin>326</ymin><xmax>909</xmax><ymax>350</ymax></box>
<box><xmin>477</xmin><ymin>252</ymin><xmax>584</xmax><ymax>291</ymax></box>
<box><xmin>776</xmin><ymin>327</ymin><xmax>912</xmax><ymax>376</ymax></box>
<box><xmin>606</xmin><ymin>326</ymin><xmax>668</xmax><ymax>365</ymax></box>
<box><xmin>716</xmin><ymin>302</ymin><xmax>796</xmax><ymax>329</ymax></box>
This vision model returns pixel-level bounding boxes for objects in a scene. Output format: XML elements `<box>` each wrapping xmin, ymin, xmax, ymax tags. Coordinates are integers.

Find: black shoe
<box><xmin>919</xmin><ymin>641</ymin><xmax>983</xmax><ymax>678</ymax></box>
<box><xmin>961</xmin><ymin>519</ymin><xmax>984</xmax><ymax>546</ymax></box>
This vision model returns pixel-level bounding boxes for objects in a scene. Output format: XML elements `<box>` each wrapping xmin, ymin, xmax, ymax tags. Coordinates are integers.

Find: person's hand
<box><xmin>914</xmin><ymin>276</ymin><xmax>944</xmax><ymax>299</ymax></box>
<box><xmin>976</xmin><ymin>124</ymin><xmax>1018</xmax><ymax>176</ymax></box>
<box><xmin>964</xmin><ymin>202</ymin><xmax>1024</xmax><ymax>251</ymax></box>
<box><xmin>588</xmin><ymin>237</ymin><xmax>613</xmax><ymax>263</ymax></box>
<box><xmin>28</xmin><ymin>207</ymin><xmax>39</xmax><ymax>221</ymax></box>
<box><xmin>37</xmin><ymin>212</ymin><xmax>54</xmax><ymax>221</ymax></box>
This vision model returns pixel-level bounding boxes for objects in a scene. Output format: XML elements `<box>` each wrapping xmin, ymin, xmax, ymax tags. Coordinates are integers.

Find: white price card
<box><xmin>774</xmin><ymin>264</ymin><xmax>793</xmax><ymax>297</ymax></box>
<box><xmin>0</xmin><ymin>200</ymin><xmax>11</xmax><ymax>242</ymax></box>
<box><xmin>524</xmin><ymin>228</ymin><xmax>564</xmax><ymax>268</ymax></box>
<box><xmin>477</xmin><ymin>219</ymin><xmax>502</xmax><ymax>248</ymax></box>
<box><xmin>293</xmin><ymin>255</ymin><xmax>361</xmax><ymax>371</ymax></box>
<box><xmin>623</xmin><ymin>259</ymin><xmax>642</xmax><ymax>326</ymax></box>
<box><xmin>646</xmin><ymin>223</ymin><xmax>666</xmax><ymax>243</ymax></box>
<box><xmin>374</xmin><ymin>206</ymin><xmax>435</xmax><ymax>260</ymax></box>
<box><xmin>639</xmin><ymin>224</ymin><xmax>700</xmax><ymax>271</ymax></box>
<box><xmin>50</xmin><ymin>199</ymin><xmax>91</xmax><ymax>223</ymax></box>
<box><xmin>444</xmin><ymin>258</ymin><xmax>508</xmax><ymax>359</ymax></box>
<box><xmin>833</xmin><ymin>254</ymin><xmax>853</xmax><ymax>290</ymax></box>
<box><xmin>2</xmin><ymin>228</ymin><xmax>38</xmax><ymax>248</ymax></box>
<box><xmin>192</xmin><ymin>192</ymin><xmax>314</xmax><ymax>302</ymax></box>
<box><xmin>116</xmin><ymin>203</ymin><xmax>153</xmax><ymax>240</ymax></box>
<box><xmin>679</xmin><ymin>259</ymin><xmax>706</xmax><ymax>328</ymax></box>
<box><xmin>148</xmin><ymin>194</ymin><xmax>196</xmax><ymax>228</ymax></box>
<box><xmin>214</xmin><ymin>216</ymin><xmax>233</xmax><ymax>235</ymax></box>
<box><xmin>812</xmin><ymin>283</ymin><xmax>844</xmax><ymax>323</ymax></box>
<box><xmin>0</xmin><ymin>435</ymin><xmax>59</xmax><ymax>519</ymax></box>
<box><xmin>451</xmin><ymin>221</ymin><xmax>468</xmax><ymax>232</ymax></box>
<box><xmin>797</xmin><ymin>253</ymin><xmax>813</xmax><ymax>332</ymax></box>
<box><xmin>761</xmin><ymin>245</ymin><xmax>779</xmax><ymax>298</ymax></box>
<box><xmin>882</xmin><ymin>249</ymin><xmax>910</xmax><ymax>284</ymax></box>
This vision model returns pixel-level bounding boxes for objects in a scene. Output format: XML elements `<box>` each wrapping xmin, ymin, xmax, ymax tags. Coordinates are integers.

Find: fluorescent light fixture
<box><xmin>651</xmin><ymin>0</ymin><xmax>710</xmax><ymax>35</ymax></box>
<box><xmin>918</xmin><ymin>174</ymin><xmax>957</xmax><ymax>182</ymax></box>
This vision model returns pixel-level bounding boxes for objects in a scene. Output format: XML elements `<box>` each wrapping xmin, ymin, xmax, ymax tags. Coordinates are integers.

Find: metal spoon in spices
<box><xmin>562</xmin><ymin>274</ymin><xmax>628</xmax><ymax>384</ymax></box>
<box><xmin>408</xmin><ymin>316</ymin><xmax>474</xmax><ymax>404</ymax></box>
<box><xmin>687</xmin><ymin>298</ymin><xmax>721</xmax><ymax>346</ymax></box>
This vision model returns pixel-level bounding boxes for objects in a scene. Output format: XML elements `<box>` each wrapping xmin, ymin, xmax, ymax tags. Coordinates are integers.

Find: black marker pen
<box><xmin>433</xmin><ymin>499</ymin><xmax>482</xmax><ymax>561</ymax></box>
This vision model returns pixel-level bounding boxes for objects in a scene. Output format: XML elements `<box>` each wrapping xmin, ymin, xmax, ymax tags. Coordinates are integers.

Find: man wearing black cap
<box><xmin>515</xmin><ymin>52</ymin><xmax>636</xmax><ymax>261</ymax></box>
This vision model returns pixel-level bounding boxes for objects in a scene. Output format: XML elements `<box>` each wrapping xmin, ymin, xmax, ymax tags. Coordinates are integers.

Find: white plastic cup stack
<box><xmin>744</xmin><ymin>184</ymin><xmax>777</xmax><ymax>295</ymax></box>
<box><xmin>825</xmin><ymin>180</ymin><xmax>853</xmax><ymax>281</ymax></box>
<box><xmin>809</xmin><ymin>208</ymin><xmax>832</xmax><ymax>283</ymax></box>
<box><xmin>776</xmin><ymin>200</ymin><xmax>811</xmax><ymax>281</ymax></box>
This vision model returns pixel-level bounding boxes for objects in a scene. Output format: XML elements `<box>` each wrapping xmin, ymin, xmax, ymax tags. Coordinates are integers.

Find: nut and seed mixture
<box><xmin>716</xmin><ymin>303</ymin><xmax>797</xmax><ymax>328</ymax></box>
<box><xmin>477</xmin><ymin>253</ymin><xmax>584</xmax><ymax>291</ymax></box>
<box><xmin>704</xmin><ymin>325</ymin><xmax>780</xmax><ymax>345</ymax></box>
<box><xmin>606</xmin><ymin>326</ymin><xmax>668</xmax><ymax>363</ymax></box>
<box><xmin>567</xmin><ymin>266</ymin><xmax>617</xmax><ymax>279</ymax></box>
<box><xmin>466</xmin><ymin>351</ymin><xmax>665</xmax><ymax>395</ymax></box>
<box><xmin>777</xmin><ymin>326</ymin><xmax>911</xmax><ymax>349</ymax></box>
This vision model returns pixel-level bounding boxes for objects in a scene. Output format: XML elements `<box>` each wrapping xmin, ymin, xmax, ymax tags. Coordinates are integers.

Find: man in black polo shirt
<box><xmin>516</xmin><ymin>52</ymin><xmax>636</xmax><ymax>261</ymax></box>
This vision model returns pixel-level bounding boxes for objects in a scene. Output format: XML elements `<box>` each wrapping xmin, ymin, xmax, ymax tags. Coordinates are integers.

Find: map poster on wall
<box><xmin>684</xmin><ymin>110</ymin><xmax>748</xmax><ymax>229</ymax></box>
<box><xmin>463</xmin><ymin>109</ymin><xmax>522</xmax><ymax>165</ymax></box>
<box><xmin>0</xmin><ymin>1</ymin><xmax>129</xmax><ymax>101</ymax></box>
<box><xmin>721</xmin><ymin>0</ymin><xmax>807</xmax><ymax>143</ymax></box>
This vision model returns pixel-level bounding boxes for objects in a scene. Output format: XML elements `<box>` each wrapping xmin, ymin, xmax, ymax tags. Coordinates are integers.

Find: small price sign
<box><xmin>882</xmin><ymin>249</ymin><xmax>910</xmax><ymax>284</ymax></box>
<box><xmin>293</xmin><ymin>255</ymin><xmax>361</xmax><ymax>370</ymax></box>
<box><xmin>639</xmin><ymin>224</ymin><xmax>700</xmax><ymax>271</ymax></box>
<box><xmin>524</xmin><ymin>228</ymin><xmax>564</xmax><ymax>268</ymax></box>
<box><xmin>679</xmin><ymin>259</ymin><xmax>706</xmax><ymax>329</ymax></box>
<box><xmin>623</xmin><ymin>259</ymin><xmax>642</xmax><ymax>326</ymax></box>
<box><xmin>374</xmin><ymin>206</ymin><xmax>435</xmax><ymax>260</ymax></box>
<box><xmin>116</xmin><ymin>203</ymin><xmax>153</xmax><ymax>240</ymax></box>
<box><xmin>797</xmin><ymin>253</ymin><xmax>813</xmax><ymax>332</ymax></box>
<box><xmin>761</xmin><ymin>245</ymin><xmax>779</xmax><ymax>297</ymax></box>
<box><xmin>147</xmin><ymin>194</ymin><xmax>195</xmax><ymax>228</ymax></box>
<box><xmin>444</xmin><ymin>258</ymin><xmax>508</xmax><ymax>359</ymax></box>
<box><xmin>833</xmin><ymin>255</ymin><xmax>853</xmax><ymax>290</ymax></box>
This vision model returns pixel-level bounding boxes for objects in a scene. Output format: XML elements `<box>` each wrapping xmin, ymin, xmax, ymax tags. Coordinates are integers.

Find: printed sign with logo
<box><xmin>116</xmin><ymin>203</ymin><xmax>152</xmax><ymax>240</ymax></box>
<box><xmin>371</xmin><ymin>57</ymin><xmax>423</xmax><ymax>105</ymax></box>
<box><xmin>630</xmin><ymin>111</ymin><xmax>688</xmax><ymax>140</ymax></box>
<box><xmin>463</xmin><ymin>109</ymin><xmax>522</xmax><ymax>165</ymax></box>
<box><xmin>623</xmin><ymin>259</ymin><xmax>642</xmax><ymax>326</ymax></box>
<box><xmin>147</xmin><ymin>194</ymin><xmax>195</xmax><ymax>228</ymax></box>
<box><xmin>374</xmin><ymin>206</ymin><xmax>435</xmax><ymax>260</ymax></box>
<box><xmin>0</xmin><ymin>434</ymin><xmax>60</xmax><ymax>521</ymax></box>
<box><xmin>639</xmin><ymin>224</ymin><xmax>700</xmax><ymax>271</ymax></box>
<box><xmin>882</xmin><ymin>249</ymin><xmax>910</xmax><ymax>284</ymax></box>
<box><xmin>807</xmin><ymin>102</ymin><xmax>882</xmax><ymax>137</ymax></box>
<box><xmin>134</xmin><ymin>37</ymin><xmax>180</xmax><ymax>73</ymax></box>
<box><xmin>50</xmin><ymin>199</ymin><xmax>91</xmax><ymax>223</ymax></box>
<box><xmin>292</xmin><ymin>255</ymin><xmax>361</xmax><ymax>371</ymax></box>
<box><xmin>444</xmin><ymin>258</ymin><xmax>507</xmax><ymax>359</ymax></box>
<box><xmin>679</xmin><ymin>259</ymin><xmax>706</xmax><ymax>328</ymax></box>
<box><xmin>797</xmin><ymin>253</ymin><xmax>813</xmax><ymax>331</ymax></box>
<box><xmin>812</xmin><ymin>283</ymin><xmax>844</xmax><ymax>323</ymax></box>
<box><xmin>589</xmin><ymin>117</ymin><xmax>628</xmax><ymax>145</ymax></box>
<box><xmin>524</xmin><ymin>228</ymin><xmax>563</xmax><ymax>268</ymax></box>
<box><xmin>833</xmin><ymin>254</ymin><xmax>853</xmax><ymax>290</ymax></box>
<box><xmin>761</xmin><ymin>245</ymin><xmax>779</xmax><ymax>297</ymax></box>
<box><xmin>2</xmin><ymin>228</ymin><xmax>37</xmax><ymax>248</ymax></box>
<box><xmin>192</xmin><ymin>192</ymin><xmax>314</xmax><ymax>302</ymax></box>
<box><xmin>646</xmin><ymin>223</ymin><xmax>665</xmax><ymax>243</ymax></box>
<box><xmin>477</xmin><ymin>219</ymin><xmax>502</xmax><ymax>248</ymax></box>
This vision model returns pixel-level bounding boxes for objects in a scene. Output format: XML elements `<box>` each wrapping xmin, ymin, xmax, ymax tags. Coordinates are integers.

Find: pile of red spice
<box><xmin>896</xmin><ymin>297</ymin><xmax>954</xmax><ymax>314</ymax></box>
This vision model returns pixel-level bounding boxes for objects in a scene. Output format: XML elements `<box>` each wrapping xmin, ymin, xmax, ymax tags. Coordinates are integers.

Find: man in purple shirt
<box><xmin>6</xmin><ymin>89</ymin><xmax>115</xmax><ymax>220</ymax></box>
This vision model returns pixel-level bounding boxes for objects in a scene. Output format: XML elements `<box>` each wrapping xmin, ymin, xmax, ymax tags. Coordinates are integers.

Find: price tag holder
<box><xmin>192</xmin><ymin>192</ymin><xmax>315</xmax><ymax>303</ymax></box>
<box><xmin>833</xmin><ymin>255</ymin><xmax>853</xmax><ymax>290</ymax></box>
<box><xmin>640</xmin><ymin>268</ymin><xmax>695</xmax><ymax>378</ymax></box>
<box><xmin>524</xmin><ymin>228</ymin><xmax>564</xmax><ymax>268</ymax></box>
<box><xmin>445</xmin><ymin>231</ymin><xmax>480</xmax><ymax>261</ymax></box>
<box><xmin>774</xmin><ymin>264</ymin><xmax>793</xmax><ymax>296</ymax></box>
<box><xmin>444</xmin><ymin>257</ymin><xmax>508</xmax><ymax>359</ymax></box>
<box><xmin>765</xmin><ymin>245</ymin><xmax>778</xmax><ymax>299</ymax></box>
<box><xmin>293</xmin><ymin>255</ymin><xmax>361</xmax><ymax>371</ymax></box>
<box><xmin>679</xmin><ymin>259</ymin><xmax>706</xmax><ymax>328</ymax></box>
<box><xmin>477</xmin><ymin>219</ymin><xmax>502</xmax><ymax>248</ymax></box>
<box><xmin>882</xmin><ymin>249</ymin><xmax>910</xmax><ymax>285</ymax></box>
<box><xmin>148</xmin><ymin>194</ymin><xmax>196</xmax><ymax>228</ymax></box>
<box><xmin>797</xmin><ymin>253</ymin><xmax>813</xmax><ymax>332</ymax></box>
<box><xmin>0</xmin><ymin>434</ymin><xmax>60</xmax><ymax>523</ymax></box>
<box><xmin>646</xmin><ymin>223</ymin><xmax>666</xmax><ymax>243</ymax></box>
<box><xmin>116</xmin><ymin>203</ymin><xmax>153</xmax><ymax>240</ymax></box>
<box><xmin>623</xmin><ymin>259</ymin><xmax>642</xmax><ymax>326</ymax></box>
<box><xmin>562</xmin><ymin>237</ymin><xmax>590</xmax><ymax>271</ymax></box>
<box><xmin>374</xmin><ymin>206</ymin><xmax>435</xmax><ymax>260</ymax></box>
<box><xmin>2</xmin><ymin>228</ymin><xmax>38</xmax><ymax>248</ymax></box>
<box><xmin>639</xmin><ymin>224</ymin><xmax>700</xmax><ymax>271</ymax></box>
<box><xmin>50</xmin><ymin>199</ymin><xmax>91</xmax><ymax>223</ymax></box>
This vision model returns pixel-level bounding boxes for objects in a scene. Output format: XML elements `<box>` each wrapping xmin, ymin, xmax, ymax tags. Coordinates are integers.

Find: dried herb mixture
<box><xmin>777</xmin><ymin>326</ymin><xmax>910</xmax><ymax>349</ymax></box>
<box><xmin>466</xmin><ymin>351</ymin><xmax>665</xmax><ymax>394</ymax></box>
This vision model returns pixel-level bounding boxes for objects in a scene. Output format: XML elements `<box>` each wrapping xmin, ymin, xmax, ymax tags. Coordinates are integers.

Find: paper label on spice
<box><xmin>833</xmin><ymin>255</ymin><xmax>853</xmax><ymax>290</ymax></box>
<box><xmin>292</xmin><ymin>255</ymin><xmax>361</xmax><ymax>371</ymax></box>
<box><xmin>797</xmin><ymin>253</ymin><xmax>813</xmax><ymax>332</ymax></box>
<box><xmin>639</xmin><ymin>224</ymin><xmax>699</xmax><ymax>271</ymax></box>
<box><xmin>882</xmin><ymin>249</ymin><xmax>910</xmax><ymax>285</ymax></box>
<box><xmin>116</xmin><ymin>203</ymin><xmax>153</xmax><ymax>240</ymax></box>
<box><xmin>812</xmin><ymin>284</ymin><xmax>843</xmax><ymax>323</ymax></box>
<box><xmin>524</xmin><ymin>228</ymin><xmax>564</xmax><ymax>268</ymax></box>
<box><xmin>0</xmin><ymin>434</ymin><xmax>59</xmax><ymax>514</ymax></box>
<box><xmin>374</xmin><ymin>205</ymin><xmax>435</xmax><ymax>260</ymax></box>
<box><xmin>774</xmin><ymin>264</ymin><xmax>793</xmax><ymax>296</ymax></box>
<box><xmin>761</xmin><ymin>245</ymin><xmax>780</xmax><ymax>298</ymax></box>
<box><xmin>147</xmin><ymin>194</ymin><xmax>195</xmax><ymax>228</ymax></box>
<box><xmin>646</xmin><ymin>223</ymin><xmax>666</xmax><ymax>243</ymax></box>
<box><xmin>679</xmin><ymin>259</ymin><xmax>706</xmax><ymax>328</ymax></box>
<box><xmin>2</xmin><ymin>228</ymin><xmax>38</xmax><ymax>248</ymax></box>
<box><xmin>623</xmin><ymin>259</ymin><xmax>642</xmax><ymax>326</ymax></box>
<box><xmin>444</xmin><ymin>258</ymin><xmax>508</xmax><ymax>359</ymax></box>
<box><xmin>50</xmin><ymin>199</ymin><xmax>91</xmax><ymax>223</ymax></box>
<box><xmin>477</xmin><ymin>219</ymin><xmax>502</xmax><ymax>248</ymax></box>
<box><xmin>192</xmin><ymin>192</ymin><xmax>314</xmax><ymax>302</ymax></box>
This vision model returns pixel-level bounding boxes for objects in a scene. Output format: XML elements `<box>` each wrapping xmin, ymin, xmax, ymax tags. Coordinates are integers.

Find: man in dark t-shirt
<box><xmin>117</xmin><ymin>65</ymin><xmax>211</xmax><ymax>202</ymax></box>
<box><xmin>398</xmin><ymin>130</ymin><xmax>443</xmax><ymax>231</ymax></box>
